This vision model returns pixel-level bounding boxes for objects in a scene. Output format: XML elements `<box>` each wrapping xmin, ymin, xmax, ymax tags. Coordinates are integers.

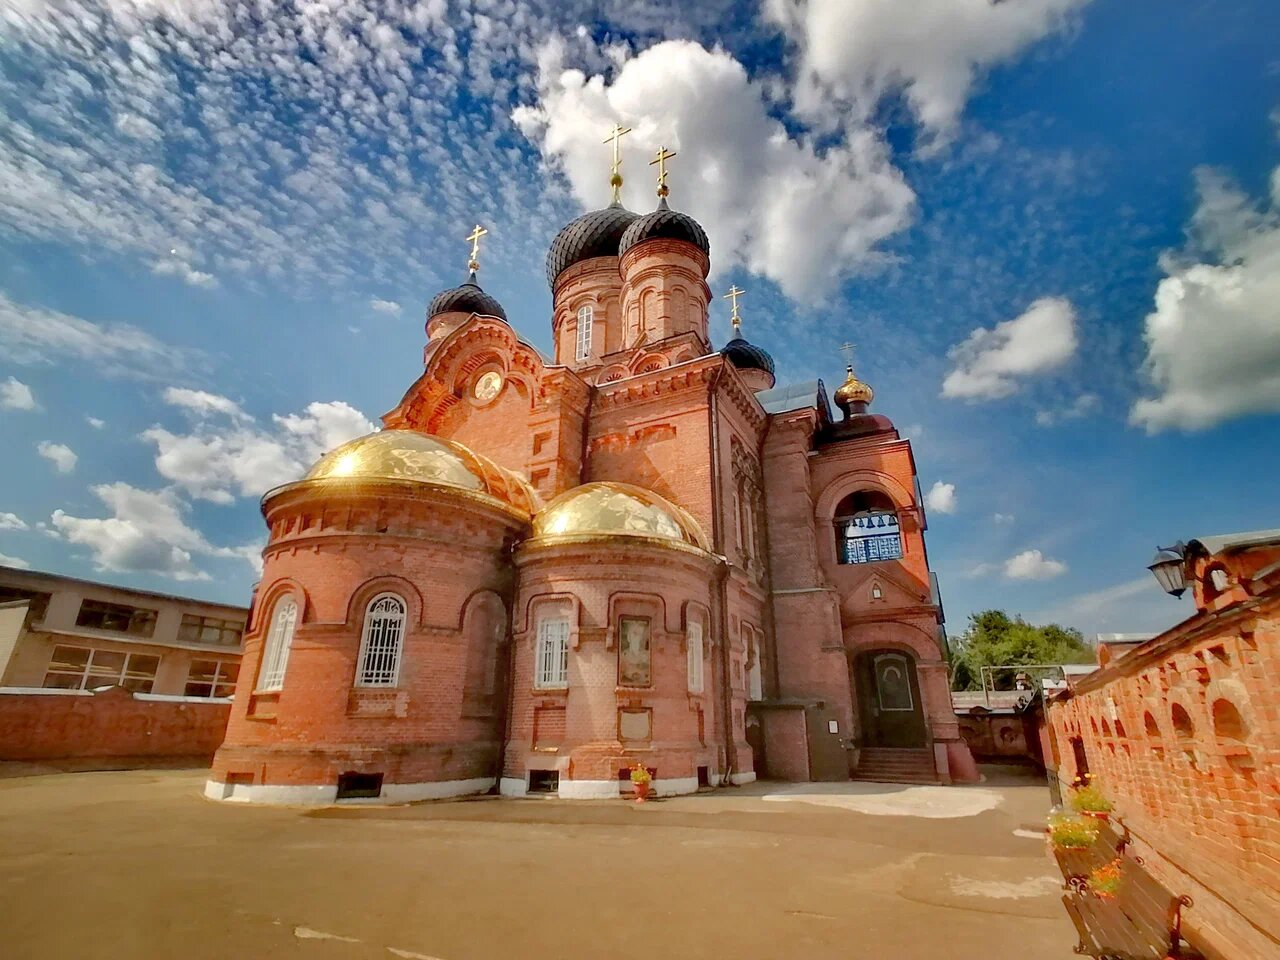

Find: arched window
<box><xmin>576</xmin><ymin>305</ymin><xmax>593</xmax><ymax>361</ymax></box>
<box><xmin>833</xmin><ymin>490</ymin><xmax>902</xmax><ymax>565</ymax></box>
<box><xmin>535</xmin><ymin>615</ymin><xmax>570</xmax><ymax>689</ymax></box>
<box><xmin>1211</xmin><ymin>699</ymin><xmax>1246</xmax><ymax>742</ymax></box>
<box><xmin>356</xmin><ymin>594</ymin><xmax>406</xmax><ymax>687</ymax></box>
<box><xmin>257</xmin><ymin>597</ymin><xmax>297</xmax><ymax>692</ymax></box>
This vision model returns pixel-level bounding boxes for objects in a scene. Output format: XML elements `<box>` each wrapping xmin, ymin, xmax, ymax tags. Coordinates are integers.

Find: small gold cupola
<box><xmin>834</xmin><ymin>342</ymin><xmax>874</xmax><ymax>418</ymax></box>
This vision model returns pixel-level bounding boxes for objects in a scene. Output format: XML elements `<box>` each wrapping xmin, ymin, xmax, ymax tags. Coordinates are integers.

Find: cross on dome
<box><xmin>603</xmin><ymin>122</ymin><xmax>632</xmax><ymax>203</ymax></box>
<box><xmin>465</xmin><ymin>224</ymin><xmax>488</xmax><ymax>273</ymax></box>
<box><xmin>650</xmin><ymin>146</ymin><xmax>677</xmax><ymax>197</ymax></box>
<box><xmin>724</xmin><ymin>285</ymin><xmax>745</xmax><ymax>333</ymax></box>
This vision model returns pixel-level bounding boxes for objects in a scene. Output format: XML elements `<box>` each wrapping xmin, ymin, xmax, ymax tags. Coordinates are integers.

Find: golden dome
<box><xmin>302</xmin><ymin>430</ymin><xmax>540</xmax><ymax>516</ymax></box>
<box><xmin>530</xmin><ymin>482</ymin><xmax>709</xmax><ymax>551</ymax></box>
<box><xmin>833</xmin><ymin>364</ymin><xmax>874</xmax><ymax>410</ymax></box>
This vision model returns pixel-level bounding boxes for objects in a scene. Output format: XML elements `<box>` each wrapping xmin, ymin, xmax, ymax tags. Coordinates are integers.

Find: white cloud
<box><xmin>766</xmin><ymin>0</ymin><xmax>1089</xmax><ymax>143</ymax></box>
<box><xmin>1</xmin><ymin>376</ymin><xmax>37</xmax><ymax>410</ymax></box>
<box><xmin>0</xmin><ymin>293</ymin><xmax>193</xmax><ymax>380</ymax></box>
<box><xmin>1005</xmin><ymin>549</ymin><xmax>1067</xmax><ymax>580</ymax></box>
<box><xmin>50</xmin><ymin>482</ymin><xmax>248</xmax><ymax>581</ymax></box>
<box><xmin>162</xmin><ymin>386</ymin><xmax>249</xmax><ymax>420</ymax></box>
<box><xmin>151</xmin><ymin>255</ymin><xmax>216</xmax><ymax>288</ymax></box>
<box><xmin>924</xmin><ymin>480</ymin><xmax>957</xmax><ymax>514</ymax></box>
<box><xmin>86</xmin><ymin>416</ymin><xmax>105</xmax><ymax>429</ymax></box>
<box><xmin>992</xmin><ymin>512</ymin><xmax>1015</xmax><ymax>525</ymax></box>
<box><xmin>37</xmin><ymin>441</ymin><xmax>77</xmax><ymax>473</ymax></box>
<box><xmin>942</xmin><ymin>297</ymin><xmax>1078</xmax><ymax>400</ymax></box>
<box><xmin>1130</xmin><ymin>164</ymin><xmax>1280</xmax><ymax>431</ymax></box>
<box><xmin>1035</xmin><ymin>392</ymin><xmax>1099</xmax><ymax>426</ymax></box>
<box><xmin>514</xmin><ymin>38</ymin><xmax>915</xmax><ymax>301</ymax></box>
<box><xmin>143</xmin><ymin>393</ymin><xmax>374</xmax><ymax>503</ymax></box>
<box><xmin>0</xmin><ymin>512</ymin><xmax>29</xmax><ymax>531</ymax></box>
<box><xmin>370</xmin><ymin>298</ymin><xmax>402</xmax><ymax>315</ymax></box>
<box><xmin>0</xmin><ymin>551</ymin><xmax>30</xmax><ymax>569</ymax></box>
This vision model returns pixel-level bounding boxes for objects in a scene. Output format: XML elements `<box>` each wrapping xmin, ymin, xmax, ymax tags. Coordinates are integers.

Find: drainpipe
<box><xmin>707</xmin><ymin>364</ymin><xmax>738</xmax><ymax>785</ymax></box>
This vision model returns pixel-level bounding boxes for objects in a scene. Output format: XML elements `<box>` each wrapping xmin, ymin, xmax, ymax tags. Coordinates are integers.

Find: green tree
<box><xmin>949</xmin><ymin>610</ymin><xmax>1094</xmax><ymax>690</ymax></box>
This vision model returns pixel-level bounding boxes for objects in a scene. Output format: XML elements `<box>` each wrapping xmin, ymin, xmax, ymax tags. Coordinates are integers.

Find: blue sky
<box><xmin>1</xmin><ymin>0</ymin><xmax>1278</xmax><ymax>640</ymax></box>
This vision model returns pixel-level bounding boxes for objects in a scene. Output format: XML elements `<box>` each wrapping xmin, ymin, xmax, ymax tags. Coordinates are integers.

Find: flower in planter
<box><xmin>1087</xmin><ymin>859</ymin><xmax>1123</xmax><ymax>900</ymax></box>
<box><xmin>1070</xmin><ymin>782</ymin><xmax>1115</xmax><ymax>816</ymax></box>
<box><xmin>1048</xmin><ymin>813</ymin><xmax>1100</xmax><ymax>850</ymax></box>
<box><xmin>629</xmin><ymin>763</ymin><xmax>652</xmax><ymax>785</ymax></box>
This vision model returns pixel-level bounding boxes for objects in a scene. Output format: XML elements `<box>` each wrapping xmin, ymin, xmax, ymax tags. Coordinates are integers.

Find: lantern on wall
<box><xmin>1147</xmin><ymin>543</ymin><xmax>1188</xmax><ymax>598</ymax></box>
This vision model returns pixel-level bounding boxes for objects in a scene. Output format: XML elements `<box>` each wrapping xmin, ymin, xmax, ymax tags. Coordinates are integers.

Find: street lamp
<box><xmin>1148</xmin><ymin>543</ymin><xmax>1188</xmax><ymax>598</ymax></box>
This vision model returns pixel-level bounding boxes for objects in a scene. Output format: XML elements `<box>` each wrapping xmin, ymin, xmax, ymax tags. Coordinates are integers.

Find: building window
<box><xmin>185</xmin><ymin>659</ymin><xmax>240</xmax><ymax>698</ymax></box>
<box><xmin>746</xmin><ymin>634</ymin><xmax>763</xmax><ymax>701</ymax></box>
<box><xmin>618</xmin><ymin>616</ymin><xmax>652</xmax><ymax>687</ymax></box>
<box><xmin>75</xmin><ymin>599</ymin><xmax>158</xmax><ymax>637</ymax></box>
<box><xmin>687</xmin><ymin>621</ymin><xmax>704</xmax><ymax>693</ymax></box>
<box><xmin>576</xmin><ymin>305</ymin><xmax>593</xmax><ymax>361</ymax></box>
<box><xmin>257</xmin><ymin>597</ymin><xmax>298</xmax><ymax>692</ymax></box>
<box><xmin>0</xmin><ymin>587</ymin><xmax>52</xmax><ymax>622</ymax></box>
<box><xmin>356</xmin><ymin>594</ymin><xmax>406</xmax><ymax>687</ymax></box>
<box><xmin>43</xmin><ymin>645</ymin><xmax>159</xmax><ymax>692</ymax></box>
<box><xmin>535</xmin><ymin>617</ymin><xmax>570</xmax><ymax>689</ymax></box>
<box><xmin>178</xmin><ymin>614</ymin><xmax>245</xmax><ymax>648</ymax></box>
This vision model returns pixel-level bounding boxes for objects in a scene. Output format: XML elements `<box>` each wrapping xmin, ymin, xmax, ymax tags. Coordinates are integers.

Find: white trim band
<box><xmin>204</xmin><ymin>776</ymin><xmax>495</xmax><ymax>806</ymax></box>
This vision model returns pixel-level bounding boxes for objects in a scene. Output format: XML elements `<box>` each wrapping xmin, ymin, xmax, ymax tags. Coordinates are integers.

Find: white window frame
<box><xmin>575</xmin><ymin>305</ymin><xmax>593</xmax><ymax>361</ymax></box>
<box><xmin>534</xmin><ymin>616</ymin><xmax>570</xmax><ymax>689</ymax></box>
<box><xmin>43</xmin><ymin>645</ymin><xmax>160</xmax><ymax>693</ymax></box>
<box><xmin>686</xmin><ymin>621</ymin><xmax>704</xmax><ymax>694</ymax></box>
<box><xmin>356</xmin><ymin>594</ymin><xmax>407</xmax><ymax>688</ymax></box>
<box><xmin>256</xmin><ymin>597</ymin><xmax>298</xmax><ymax>692</ymax></box>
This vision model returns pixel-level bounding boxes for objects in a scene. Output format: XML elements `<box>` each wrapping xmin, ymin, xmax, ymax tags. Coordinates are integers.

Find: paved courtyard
<box><xmin>0</xmin><ymin>764</ymin><xmax>1076</xmax><ymax>960</ymax></box>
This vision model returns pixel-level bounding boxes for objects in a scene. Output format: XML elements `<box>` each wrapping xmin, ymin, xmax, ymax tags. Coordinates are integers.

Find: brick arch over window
<box><xmin>343</xmin><ymin>575</ymin><xmax>427</xmax><ymax>631</ymax></box>
<box><xmin>252</xmin><ymin>577</ymin><xmax>312</xmax><ymax>633</ymax></box>
<box><xmin>814</xmin><ymin>470</ymin><xmax>915</xmax><ymax>524</ymax></box>
<box><xmin>842</xmin><ymin>620</ymin><xmax>941</xmax><ymax>663</ymax></box>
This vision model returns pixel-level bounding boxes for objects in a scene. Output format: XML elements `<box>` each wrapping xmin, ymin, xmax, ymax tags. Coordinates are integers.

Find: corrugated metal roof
<box><xmin>1190</xmin><ymin>528</ymin><xmax>1280</xmax><ymax>556</ymax></box>
<box><xmin>757</xmin><ymin>379</ymin><xmax>821</xmax><ymax>414</ymax></box>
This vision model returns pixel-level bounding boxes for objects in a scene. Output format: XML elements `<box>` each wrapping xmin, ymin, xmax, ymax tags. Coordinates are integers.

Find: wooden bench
<box><xmin>1052</xmin><ymin>819</ymin><xmax>1202</xmax><ymax>960</ymax></box>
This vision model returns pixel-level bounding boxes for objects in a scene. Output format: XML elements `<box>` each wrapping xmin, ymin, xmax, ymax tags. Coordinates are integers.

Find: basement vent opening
<box><xmin>336</xmin><ymin>772</ymin><xmax>384</xmax><ymax>799</ymax></box>
<box><xmin>528</xmin><ymin>770</ymin><xmax>559</xmax><ymax>794</ymax></box>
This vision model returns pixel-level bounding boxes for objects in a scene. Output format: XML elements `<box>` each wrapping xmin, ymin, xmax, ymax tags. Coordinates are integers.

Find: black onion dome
<box><xmin>618</xmin><ymin>197</ymin><xmax>710</xmax><ymax>259</ymax></box>
<box><xmin>427</xmin><ymin>273</ymin><xmax>507</xmax><ymax>322</ymax></box>
<box><xmin>545</xmin><ymin>202</ymin><xmax>640</xmax><ymax>287</ymax></box>
<box><xmin>721</xmin><ymin>336</ymin><xmax>775</xmax><ymax>376</ymax></box>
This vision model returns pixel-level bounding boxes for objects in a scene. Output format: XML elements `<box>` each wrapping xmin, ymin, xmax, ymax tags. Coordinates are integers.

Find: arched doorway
<box><xmin>853</xmin><ymin>649</ymin><xmax>927</xmax><ymax>748</ymax></box>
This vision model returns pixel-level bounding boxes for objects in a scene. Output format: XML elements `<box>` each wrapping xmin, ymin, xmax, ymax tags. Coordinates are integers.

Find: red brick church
<box><xmin>207</xmin><ymin>146</ymin><xmax>977</xmax><ymax>804</ymax></box>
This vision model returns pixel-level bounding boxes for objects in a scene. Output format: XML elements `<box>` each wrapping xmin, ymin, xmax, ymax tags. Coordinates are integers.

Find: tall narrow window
<box><xmin>356</xmin><ymin>594</ymin><xmax>406</xmax><ymax>687</ymax></box>
<box><xmin>257</xmin><ymin>597</ymin><xmax>298</xmax><ymax>692</ymax></box>
<box><xmin>535</xmin><ymin>617</ymin><xmax>570</xmax><ymax>689</ymax></box>
<box><xmin>576</xmin><ymin>305</ymin><xmax>593</xmax><ymax>361</ymax></box>
<box><xmin>687</xmin><ymin>621</ymin><xmax>704</xmax><ymax>694</ymax></box>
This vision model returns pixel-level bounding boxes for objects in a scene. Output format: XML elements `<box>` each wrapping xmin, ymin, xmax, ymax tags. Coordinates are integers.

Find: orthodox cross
<box><xmin>724</xmin><ymin>285</ymin><xmax>745</xmax><ymax>333</ymax></box>
<box><xmin>840</xmin><ymin>341</ymin><xmax>856</xmax><ymax>370</ymax></box>
<box><xmin>650</xmin><ymin>146</ymin><xmax>677</xmax><ymax>197</ymax></box>
<box><xmin>466</xmin><ymin>224</ymin><xmax>487</xmax><ymax>273</ymax></box>
<box><xmin>603</xmin><ymin>122</ymin><xmax>632</xmax><ymax>202</ymax></box>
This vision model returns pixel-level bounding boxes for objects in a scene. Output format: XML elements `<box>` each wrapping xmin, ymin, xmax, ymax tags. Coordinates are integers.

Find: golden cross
<box><xmin>465</xmin><ymin>224</ymin><xmax>487</xmax><ymax>272</ymax></box>
<box><xmin>603</xmin><ymin>122</ymin><xmax>632</xmax><ymax>202</ymax></box>
<box><xmin>840</xmin><ymin>341</ymin><xmax>856</xmax><ymax>372</ymax></box>
<box><xmin>650</xmin><ymin>146</ymin><xmax>677</xmax><ymax>196</ymax></box>
<box><xmin>723</xmin><ymin>285</ymin><xmax>745</xmax><ymax>331</ymax></box>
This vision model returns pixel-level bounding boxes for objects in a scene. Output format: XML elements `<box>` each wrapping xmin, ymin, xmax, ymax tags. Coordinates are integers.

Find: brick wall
<box><xmin>0</xmin><ymin>687</ymin><xmax>229</xmax><ymax>761</ymax></box>
<box><xmin>1045</xmin><ymin>573</ymin><xmax>1280</xmax><ymax>958</ymax></box>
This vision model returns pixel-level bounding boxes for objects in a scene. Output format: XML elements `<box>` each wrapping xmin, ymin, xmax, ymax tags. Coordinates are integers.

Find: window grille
<box><xmin>43</xmin><ymin>645</ymin><xmax>159</xmax><ymax>692</ymax></box>
<box><xmin>687</xmin><ymin>622</ymin><xmax>704</xmax><ymax>693</ymax></box>
<box><xmin>836</xmin><ymin>512</ymin><xmax>903</xmax><ymax>565</ymax></box>
<box><xmin>535</xmin><ymin>617</ymin><xmax>570</xmax><ymax>688</ymax></box>
<box><xmin>257</xmin><ymin>597</ymin><xmax>297</xmax><ymax>691</ymax></box>
<box><xmin>576</xmin><ymin>305</ymin><xmax>593</xmax><ymax>361</ymax></box>
<box><xmin>356</xmin><ymin>595</ymin><xmax>406</xmax><ymax>687</ymax></box>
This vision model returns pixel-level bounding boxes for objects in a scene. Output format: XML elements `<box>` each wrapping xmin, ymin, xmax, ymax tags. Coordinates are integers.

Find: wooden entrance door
<box><xmin>855</xmin><ymin>650</ymin><xmax>927</xmax><ymax>748</ymax></box>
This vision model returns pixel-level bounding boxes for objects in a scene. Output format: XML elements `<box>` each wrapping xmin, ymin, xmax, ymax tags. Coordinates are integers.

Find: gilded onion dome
<box><xmin>530</xmin><ymin>482</ymin><xmax>709</xmax><ymax>551</ymax></box>
<box><xmin>833</xmin><ymin>364</ymin><xmax>874</xmax><ymax>414</ymax></box>
<box><xmin>301</xmin><ymin>429</ymin><xmax>540</xmax><ymax>516</ymax></box>
<box><xmin>545</xmin><ymin>202</ymin><xmax>640</xmax><ymax>288</ymax></box>
<box><xmin>427</xmin><ymin>271</ymin><xmax>508</xmax><ymax>322</ymax></box>
<box><xmin>618</xmin><ymin>197</ymin><xmax>710</xmax><ymax>259</ymax></box>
